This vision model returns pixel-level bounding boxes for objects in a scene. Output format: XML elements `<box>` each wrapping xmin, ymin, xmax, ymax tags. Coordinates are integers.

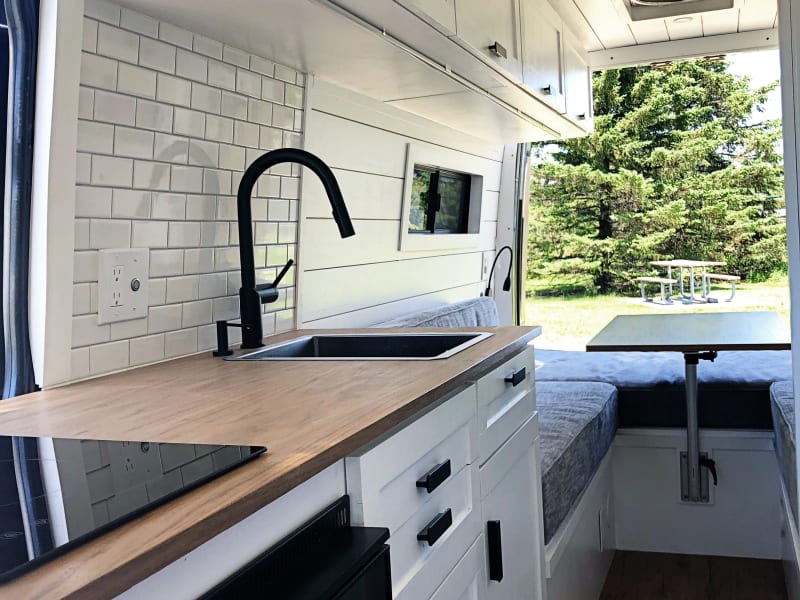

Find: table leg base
<box><xmin>680</xmin><ymin>450</ymin><xmax>711</xmax><ymax>503</ymax></box>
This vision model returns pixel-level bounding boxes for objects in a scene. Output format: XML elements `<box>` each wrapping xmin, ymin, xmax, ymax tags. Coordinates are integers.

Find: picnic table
<box><xmin>640</xmin><ymin>259</ymin><xmax>739</xmax><ymax>303</ymax></box>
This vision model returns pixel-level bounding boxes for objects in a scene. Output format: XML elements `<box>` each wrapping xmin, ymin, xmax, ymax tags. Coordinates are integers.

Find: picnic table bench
<box><xmin>642</xmin><ymin>260</ymin><xmax>739</xmax><ymax>303</ymax></box>
<box><xmin>636</xmin><ymin>276</ymin><xmax>678</xmax><ymax>303</ymax></box>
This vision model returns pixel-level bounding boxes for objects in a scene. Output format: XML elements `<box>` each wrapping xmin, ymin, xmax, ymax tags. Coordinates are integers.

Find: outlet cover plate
<box><xmin>98</xmin><ymin>249</ymin><xmax>149</xmax><ymax>324</ymax></box>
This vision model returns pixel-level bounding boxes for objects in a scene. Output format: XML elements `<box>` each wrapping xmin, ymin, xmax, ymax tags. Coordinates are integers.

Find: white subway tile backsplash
<box><xmin>74</xmin><ymin>5</ymin><xmax>300</xmax><ymax>377</ymax></box>
<box><xmin>157</xmin><ymin>73</ymin><xmax>192</xmax><ymax>107</ymax></box>
<box><xmin>114</xmin><ymin>126</ymin><xmax>154</xmax><ymax>159</ymax></box>
<box><xmin>134</xmin><ymin>160</ymin><xmax>171</xmax><ymax>190</ymax></box>
<box><xmin>139</xmin><ymin>37</ymin><xmax>176</xmax><ymax>73</ymax></box>
<box><xmin>182</xmin><ymin>299</ymin><xmax>212</xmax><ymax>327</ymax></box>
<box><xmin>191</xmin><ymin>83</ymin><xmax>221</xmax><ymax>114</ymax></box>
<box><xmin>220</xmin><ymin>92</ymin><xmax>247</xmax><ymax>120</ymax></box>
<box><xmin>78</xmin><ymin>120</ymin><xmax>114</xmax><ymax>154</ymax></box>
<box><xmin>165</xmin><ymin>328</ymin><xmax>197</xmax><ymax>357</ymax></box>
<box><xmin>136</xmin><ymin>99</ymin><xmax>173</xmax><ymax>132</ymax></box>
<box><xmin>205</xmin><ymin>115</ymin><xmax>233</xmax><ymax>143</ymax></box>
<box><xmin>233</xmin><ymin>121</ymin><xmax>259</xmax><ymax>148</ymax></box>
<box><xmin>91</xmin><ymin>155</ymin><xmax>133</xmax><ymax>187</ymax></box>
<box><xmin>176</xmin><ymin>50</ymin><xmax>207</xmax><ymax>83</ymax></box>
<box><xmin>188</xmin><ymin>139</ymin><xmax>218</xmax><ymax>167</ymax></box>
<box><xmin>236</xmin><ymin>69</ymin><xmax>261</xmax><ymax>98</ymax></box>
<box><xmin>171</xmin><ymin>165</ymin><xmax>204</xmax><ymax>193</ymax></box>
<box><xmin>81</xmin><ymin>52</ymin><xmax>118</xmax><ymax>90</ymax></box>
<box><xmin>208</xmin><ymin>60</ymin><xmax>235</xmax><ymax>91</ymax></box>
<box><xmin>173</xmin><ymin>107</ymin><xmax>205</xmax><ymax>138</ymax></box>
<box><xmin>250</xmin><ymin>56</ymin><xmax>274</xmax><ymax>77</ymax></box>
<box><xmin>148</xmin><ymin>304</ymin><xmax>182</xmax><ymax>333</ymax></box>
<box><xmin>86</xmin><ymin>0</ymin><xmax>120</xmax><ymax>25</ymax></box>
<box><xmin>186</xmin><ymin>195</ymin><xmax>216</xmax><ymax>221</ymax></box>
<box><xmin>83</xmin><ymin>18</ymin><xmax>98</xmax><ymax>53</ymax></box>
<box><xmin>168</xmin><ymin>221</ymin><xmax>201</xmax><ymax>247</ymax></box>
<box><xmin>90</xmin><ymin>219</ymin><xmax>131</xmax><ymax>249</ymax></box>
<box><xmin>71</xmin><ymin>348</ymin><xmax>91</xmax><ymax>380</ymax></box>
<box><xmin>94</xmin><ymin>90</ymin><xmax>137</xmax><ymax>126</ymax></box>
<box><xmin>150</xmin><ymin>249</ymin><xmax>184</xmax><ymax>277</ymax></box>
<box><xmin>193</xmin><ymin>35</ymin><xmax>223</xmax><ymax>60</ymax></box>
<box><xmin>130</xmin><ymin>333</ymin><xmax>165</xmax><ymax>366</ymax></box>
<box><xmin>113</xmin><ymin>189</ymin><xmax>151</xmax><ymax>218</ymax></box>
<box><xmin>275</xmin><ymin>309</ymin><xmax>293</xmax><ymax>333</ymax></box>
<box><xmin>109</xmin><ymin>318</ymin><xmax>148</xmax><ymax>341</ymax></box>
<box><xmin>120</xmin><ymin>9</ymin><xmax>158</xmax><ymax>38</ymax></box>
<box><xmin>166</xmin><ymin>275</ymin><xmax>199</xmax><ymax>303</ymax></box>
<box><xmin>151</xmin><ymin>192</ymin><xmax>186</xmax><ymax>220</ymax></box>
<box><xmin>97</xmin><ymin>23</ymin><xmax>139</xmax><ymax>63</ymax></box>
<box><xmin>184</xmin><ymin>248</ymin><xmax>213</xmax><ymax>274</ymax></box>
<box><xmin>132</xmin><ymin>221</ymin><xmax>168</xmax><ymax>247</ymax></box>
<box><xmin>118</xmin><ymin>63</ymin><xmax>157</xmax><ymax>99</ymax></box>
<box><xmin>198</xmin><ymin>272</ymin><xmax>227</xmax><ymax>299</ymax></box>
<box><xmin>74</xmin><ymin>251</ymin><xmax>99</xmax><ymax>283</ymax></box>
<box><xmin>154</xmin><ymin>132</ymin><xmax>189</xmax><ymax>164</ymax></box>
<box><xmin>73</xmin><ymin>314</ymin><xmax>111</xmax><ymax>347</ymax></box>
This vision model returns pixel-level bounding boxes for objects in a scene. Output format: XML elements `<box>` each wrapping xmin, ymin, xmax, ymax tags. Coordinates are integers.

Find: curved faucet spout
<box><xmin>237</xmin><ymin>148</ymin><xmax>354</xmax><ymax>348</ymax></box>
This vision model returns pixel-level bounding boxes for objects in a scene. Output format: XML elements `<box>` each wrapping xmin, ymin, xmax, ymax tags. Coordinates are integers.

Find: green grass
<box><xmin>523</xmin><ymin>274</ymin><xmax>791</xmax><ymax>350</ymax></box>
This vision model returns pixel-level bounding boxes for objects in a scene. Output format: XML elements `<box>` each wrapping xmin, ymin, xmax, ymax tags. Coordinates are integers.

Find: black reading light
<box><xmin>484</xmin><ymin>246</ymin><xmax>513</xmax><ymax>297</ymax></box>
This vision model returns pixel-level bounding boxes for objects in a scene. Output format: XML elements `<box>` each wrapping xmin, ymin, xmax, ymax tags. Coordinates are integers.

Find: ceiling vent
<box><xmin>626</xmin><ymin>0</ymin><xmax>735</xmax><ymax>21</ymax></box>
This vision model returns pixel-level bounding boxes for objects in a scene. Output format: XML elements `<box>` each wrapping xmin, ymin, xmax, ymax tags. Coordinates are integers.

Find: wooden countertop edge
<box><xmin>5</xmin><ymin>327</ymin><xmax>539</xmax><ymax>599</ymax></box>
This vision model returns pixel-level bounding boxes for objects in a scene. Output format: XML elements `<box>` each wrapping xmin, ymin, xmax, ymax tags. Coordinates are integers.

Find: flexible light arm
<box><xmin>484</xmin><ymin>246</ymin><xmax>513</xmax><ymax>297</ymax></box>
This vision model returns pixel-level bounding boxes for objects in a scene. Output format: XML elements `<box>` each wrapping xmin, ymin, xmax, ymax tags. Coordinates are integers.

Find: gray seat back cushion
<box><xmin>371</xmin><ymin>297</ymin><xmax>499</xmax><ymax>328</ymax></box>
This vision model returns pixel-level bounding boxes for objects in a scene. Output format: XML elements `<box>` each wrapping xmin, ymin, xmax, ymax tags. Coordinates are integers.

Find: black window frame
<box><xmin>409</xmin><ymin>165</ymin><xmax>471</xmax><ymax>235</ymax></box>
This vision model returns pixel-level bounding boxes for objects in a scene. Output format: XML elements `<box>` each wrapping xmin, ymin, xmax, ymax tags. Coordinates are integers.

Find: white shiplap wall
<box><xmin>70</xmin><ymin>0</ymin><xmax>303</xmax><ymax>380</ymax></box>
<box><xmin>298</xmin><ymin>80</ymin><xmax>504</xmax><ymax>328</ymax></box>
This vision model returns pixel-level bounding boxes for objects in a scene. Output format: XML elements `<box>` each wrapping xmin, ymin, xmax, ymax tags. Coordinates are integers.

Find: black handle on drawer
<box><xmin>487</xmin><ymin>520</ymin><xmax>504</xmax><ymax>582</ymax></box>
<box><xmin>417</xmin><ymin>508</ymin><xmax>453</xmax><ymax>547</ymax></box>
<box><xmin>504</xmin><ymin>367</ymin><xmax>526</xmax><ymax>387</ymax></box>
<box><xmin>416</xmin><ymin>459</ymin><xmax>451</xmax><ymax>494</ymax></box>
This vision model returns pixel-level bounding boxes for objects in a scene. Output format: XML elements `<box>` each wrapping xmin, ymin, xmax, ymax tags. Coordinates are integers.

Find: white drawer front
<box><xmin>347</xmin><ymin>385</ymin><xmax>478</xmax><ymax>532</ymax></box>
<box><xmin>393</xmin><ymin>462</ymin><xmax>481</xmax><ymax>600</ymax></box>
<box><xmin>476</xmin><ymin>346</ymin><xmax>535</xmax><ymax>465</ymax></box>
<box><xmin>429</xmin><ymin>534</ymin><xmax>486</xmax><ymax>600</ymax></box>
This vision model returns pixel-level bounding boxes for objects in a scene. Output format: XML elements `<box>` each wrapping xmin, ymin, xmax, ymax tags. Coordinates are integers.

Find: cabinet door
<box><xmin>454</xmin><ymin>0</ymin><xmax>523</xmax><ymax>81</ymax></box>
<box><xmin>395</xmin><ymin>0</ymin><xmax>457</xmax><ymax>35</ymax></box>
<box><xmin>520</xmin><ymin>0</ymin><xmax>565</xmax><ymax>113</ymax></box>
<box><xmin>563</xmin><ymin>33</ymin><xmax>593</xmax><ymax>129</ymax></box>
<box><xmin>480</xmin><ymin>416</ymin><xmax>545</xmax><ymax>600</ymax></box>
<box><xmin>429</xmin><ymin>535</ymin><xmax>487</xmax><ymax>600</ymax></box>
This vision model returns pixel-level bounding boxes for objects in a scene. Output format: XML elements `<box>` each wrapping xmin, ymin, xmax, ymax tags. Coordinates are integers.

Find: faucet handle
<box><xmin>272</xmin><ymin>259</ymin><xmax>294</xmax><ymax>288</ymax></box>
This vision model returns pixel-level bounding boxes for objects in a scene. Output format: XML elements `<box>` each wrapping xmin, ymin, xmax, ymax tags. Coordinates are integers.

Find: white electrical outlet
<box><xmin>98</xmin><ymin>249</ymin><xmax>149</xmax><ymax>324</ymax></box>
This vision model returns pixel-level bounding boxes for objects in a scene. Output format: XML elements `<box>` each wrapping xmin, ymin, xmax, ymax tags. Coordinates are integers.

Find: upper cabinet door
<box><xmin>395</xmin><ymin>0</ymin><xmax>457</xmax><ymax>35</ymax></box>
<box><xmin>563</xmin><ymin>31</ymin><xmax>593</xmax><ymax>130</ymax></box>
<box><xmin>454</xmin><ymin>0</ymin><xmax>523</xmax><ymax>81</ymax></box>
<box><xmin>520</xmin><ymin>0</ymin><xmax>566</xmax><ymax>114</ymax></box>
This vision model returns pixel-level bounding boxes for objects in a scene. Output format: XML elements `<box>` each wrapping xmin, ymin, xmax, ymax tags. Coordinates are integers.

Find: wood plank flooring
<box><xmin>599</xmin><ymin>551</ymin><xmax>787</xmax><ymax>600</ymax></box>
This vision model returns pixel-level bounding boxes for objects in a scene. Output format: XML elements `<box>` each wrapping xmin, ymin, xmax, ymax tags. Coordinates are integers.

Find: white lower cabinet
<box><xmin>480</xmin><ymin>415</ymin><xmax>545</xmax><ymax>600</ymax></box>
<box><xmin>430</xmin><ymin>534</ymin><xmax>487</xmax><ymax>600</ymax></box>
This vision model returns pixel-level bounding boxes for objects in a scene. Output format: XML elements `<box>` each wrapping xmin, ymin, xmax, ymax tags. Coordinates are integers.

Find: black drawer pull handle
<box><xmin>416</xmin><ymin>459</ymin><xmax>451</xmax><ymax>494</ymax></box>
<box><xmin>487</xmin><ymin>520</ymin><xmax>504</xmax><ymax>582</ymax></box>
<box><xmin>488</xmin><ymin>41</ymin><xmax>507</xmax><ymax>59</ymax></box>
<box><xmin>504</xmin><ymin>367</ymin><xmax>526</xmax><ymax>387</ymax></box>
<box><xmin>417</xmin><ymin>508</ymin><xmax>453</xmax><ymax>547</ymax></box>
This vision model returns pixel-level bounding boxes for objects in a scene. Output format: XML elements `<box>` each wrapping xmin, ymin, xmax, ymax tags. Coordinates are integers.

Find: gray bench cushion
<box><xmin>537</xmin><ymin>381</ymin><xmax>618</xmax><ymax>544</ymax></box>
<box><xmin>771</xmin><ymin>380</ymin><xmax>796</xmax><ymax>525</ymax></box>
<box><xmin>371</xmin><ymin>297</ymin><xmax>499</xmax><ymax>328</ymax></box>
<box><xmin>536</xmin><ymin>349</ymin><xmax>791</xmax><ymax>429</ymax></box>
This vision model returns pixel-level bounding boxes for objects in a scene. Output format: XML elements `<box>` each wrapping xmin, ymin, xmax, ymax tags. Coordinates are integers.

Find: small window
<box><xmin>408</xmin><ymin>166</ymin><xmax>471</xmax><ymax>235</ymax></box>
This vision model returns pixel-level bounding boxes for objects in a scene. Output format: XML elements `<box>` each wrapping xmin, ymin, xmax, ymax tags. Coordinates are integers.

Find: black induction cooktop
<box><xmin>0</xmin><ymin>436</ymin><xmax>266</xmax><ymax>582</ymax></box>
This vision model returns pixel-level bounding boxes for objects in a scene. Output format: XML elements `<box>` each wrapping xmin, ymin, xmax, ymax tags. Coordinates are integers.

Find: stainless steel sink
<box><xmin>229</xmin><ymin>332</ymin><xmax>493</xmax><ymax>361</ymax></box>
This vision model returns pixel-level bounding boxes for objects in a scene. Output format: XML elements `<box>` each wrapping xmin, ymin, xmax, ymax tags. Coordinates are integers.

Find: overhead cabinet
<box><xmin>563</xmin><ymin>30</ymin><xmax>594</xmax><ymax>127</ymax></box>
<box><xmin>520</xmin><ymin>0</ymin><xmax>566</xmax><ymax>114</ymax></box>
<box><xmin>453</xmin><ymin>0</ymin><xmax>523</xmax><ymax>81</ymax></box>
<box><xmin>396</xmin><ymin>0</ymin><xmax>457</xmax><ymax>35</ymax></box>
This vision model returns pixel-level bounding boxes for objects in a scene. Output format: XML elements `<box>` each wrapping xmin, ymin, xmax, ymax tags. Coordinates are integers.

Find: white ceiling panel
<box><xmin>702</xmin><ymin>9</ymin><xmax>741</xmax><ymax>36</ymax></box>
<box><xmin>570</xmin><ymin>0</ymin><xmax>637</xmax><ymax>49</ymax></box>
<box><xmin>547</xmin><ymin>0</ymin><xmax>604</xmax><ymax>51</ymax></box>
<box><xmin>738</xmin><ymin>0</ymin><xmax>778</xmax><ymax>32</ymax></box>
<box><xmin>666</xmin><ymin>16</ymin><xmax>705</xmax><ymax>41</ymax></box>
<box><xmin>629</xmin><ymin>19</ymin><xmax>670</xmax><ymax>44</ymax></box>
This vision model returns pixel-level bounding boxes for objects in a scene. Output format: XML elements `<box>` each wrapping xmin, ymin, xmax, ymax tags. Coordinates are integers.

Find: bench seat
<box><xmin>771</xmin><ymin>380</ymin><xmax>796</xmax><ymax>524</ymax></box>
<box><xmin>536</xmin><ymin>349</ymin><xmax>791</xmax><ymax>429</ymax></box>
<box><xmin>537</xmin><ymin>381</ymin><xmax>618</xmax><ymax>544</ymax></box>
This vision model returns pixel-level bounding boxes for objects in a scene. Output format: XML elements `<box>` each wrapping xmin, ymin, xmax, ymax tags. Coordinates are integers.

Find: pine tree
<box><xmin>529</xmin><ymin>60</ymin><xmax>785</xmax><ymax>295</ymax></box>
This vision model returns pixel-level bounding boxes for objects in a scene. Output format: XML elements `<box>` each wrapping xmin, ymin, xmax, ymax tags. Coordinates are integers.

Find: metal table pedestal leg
<box><xmin>683</xmin><ymin>351</ymin><xmax>717</xmax><ymax>502</ymax></box>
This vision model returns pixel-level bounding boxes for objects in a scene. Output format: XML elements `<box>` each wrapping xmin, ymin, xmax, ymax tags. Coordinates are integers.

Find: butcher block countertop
<box><xmin>0</xmin><ymin>326</ymin><xmax>539</xmax><ymax>599</ymax></box>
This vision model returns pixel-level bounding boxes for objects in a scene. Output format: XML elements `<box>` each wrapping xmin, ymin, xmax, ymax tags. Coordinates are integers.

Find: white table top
<box><xmin>586</xmin><ymin>311</ymin><xmax>791</xmax><ymax>353</ymax></box>
<box><xmin>650</xmin><ymin>260</ymin><xmax>726</xmax><ymax>268</ymax></box>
